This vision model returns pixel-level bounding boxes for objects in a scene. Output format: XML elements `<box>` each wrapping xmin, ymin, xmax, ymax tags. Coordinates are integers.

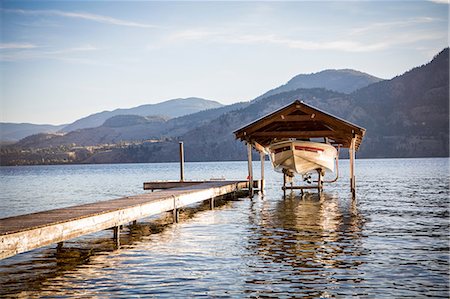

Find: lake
<box><xmin>0</xmin><ymin>158</ymin><xmax>448</xmax><ymax>297</ymax></box>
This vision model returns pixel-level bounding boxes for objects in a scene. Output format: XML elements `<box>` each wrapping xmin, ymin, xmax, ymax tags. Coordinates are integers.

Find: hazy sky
<box><xmin>1</xmin><ymin>1</ymin><xmax>448</xmax><ymax>125</ymax></box>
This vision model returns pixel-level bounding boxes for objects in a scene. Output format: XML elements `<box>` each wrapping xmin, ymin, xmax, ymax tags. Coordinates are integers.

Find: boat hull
<box><xmin>268</xmin><ymin>141</ymin><xmax>337</xmax><ymax>176</ymax></box>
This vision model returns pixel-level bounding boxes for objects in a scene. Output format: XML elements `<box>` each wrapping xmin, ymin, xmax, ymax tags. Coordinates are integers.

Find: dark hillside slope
<box><xmin>351</xmin><ymin>48</ymin><xmax>449</xmax><ymax>157</ymax></box>
<box><xmin>0</xmin><ymin>123</ymin><xmax>66</xmax><ymax>142</ymax></box>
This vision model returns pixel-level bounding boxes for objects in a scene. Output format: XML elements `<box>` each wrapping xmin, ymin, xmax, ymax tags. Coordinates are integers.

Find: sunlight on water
<box><xmin>0</xmin><ymin>158</ymin><xmax>448</xmax><ymax>297</ymax></box>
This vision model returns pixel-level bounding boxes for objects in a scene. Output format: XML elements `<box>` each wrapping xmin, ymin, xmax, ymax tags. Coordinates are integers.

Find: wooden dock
<box><xmin>0</xmin><ymin>180</ymin><xmax>256</xmax><ymax>260</ymax></box>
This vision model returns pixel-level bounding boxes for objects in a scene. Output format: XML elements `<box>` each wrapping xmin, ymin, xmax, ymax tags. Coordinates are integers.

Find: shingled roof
<box><xmin>233</xmin><ymin>100</ymin><xmax>366</xmax><ymax>150</ymax></box>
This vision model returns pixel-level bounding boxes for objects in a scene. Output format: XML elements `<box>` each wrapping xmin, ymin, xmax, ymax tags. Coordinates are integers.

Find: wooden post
<box><xmin>179</xmin><ymin>141</ymin><xmax>185</xmax><ymax>182</ymax></box>
<box><xmin>56</xmin><ymin>242</ymin><xmax>63</xmax><ymax>252</ymax></box>
<box><xmin>113</xmin><ymin>226</ymin><xmax>120</xmax><ymax>248</ymax></box>
<box><xmin>260</xmin><ymin>151</ymin><xmax>265</xmax><ymax>194</ymax></box>
<box><xmin>349</xmin><ymin>143</ymin><xmax>353</xmax><ymax>193</ymax></box>
<box><xmin>210</xmin><ymin>197</ymin><xmax>214</xmax><ymax>210</ymax></box>
<box><xmin>173</xmin><ymin>196</ymin><xmax>179</xmax><ymax>223</ymax></box>
<box><xmin>247</xmin><ymin>143</ymin><xmax>254</xmax><ymax>198</ymax></box>
<box><xmin>173</xmin><ymin>208</ymin><xmax>179</xmax><ymax>223</ymax></box>
<box><xmin>317</xmin><ymin>169</ymin><xmax>322</xmax><ymax>195</ymax></box>
<box><xmin>283</xmin><ymin>173</ymin><xmax>286</xmax><ymax>198</ymax></box>
<box><xmin>349</xmin><ymin>135</ymin><xmax>356</xmax><ymax>199</ymax></box>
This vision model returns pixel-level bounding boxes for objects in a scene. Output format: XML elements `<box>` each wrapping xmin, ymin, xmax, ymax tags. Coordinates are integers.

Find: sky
<box><xmin>0</xmin><ymin>1</ymin><xmax>448</xmax><ymax>125</ymax></box>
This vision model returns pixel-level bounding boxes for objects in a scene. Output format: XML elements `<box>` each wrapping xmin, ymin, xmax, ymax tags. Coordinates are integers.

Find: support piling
<box><xmin>56</xmin><ymin>242</ymin><xmax>63</xmax><ymax>252</ymax></box>
<box><xmin>210</xmin><ymin>197</ymin><xmax>214</xmax><ymax>210</ymax></box>
<box><xmin>179</xmin><ymin>141</ymin><xmax>185</xmax><ymax>182</ymax></box>
<box><xmin>349</xmin><ymin>134</ymin><xmax>356</xmax><ymax>199</ymax></box>
<box><xmin>247</xmin><ymin>143</ymin><xmax>254</xmax><ymax>198</ymax></box>
<box><xmin>260</xmin><ymin>151</ymin><xmax>265</xmax><ymax>194</ymax></box>
<box><xmin>113</xmin><ymin>226</ymin><xmax>120</xmax><ymax>248</ymax></box>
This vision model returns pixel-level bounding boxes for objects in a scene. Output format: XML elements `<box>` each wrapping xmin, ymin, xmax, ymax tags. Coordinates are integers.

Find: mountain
<box><xmin>1</xmin><ymin>48</ymin><xmax>447</xmax><ymax>165</ymax></box>
<box><xmin>8</xmin><ymin>102</ymin><xmax>250</xmax><ymax>149</ymax></box>
<box><xmin>350</xmin><ymin>48</ymin><xmax>449</xmax><ymax>157</ymax></box>
<box><xmin>106</xmin><ymin>48</ymin><xmax>448</xmax><ymax>163</ymax></box>
<box><xmin>22</xmin><ymin>68</ymin><xmax>380</xmax><ymax>149</ymax></box>
<box><xmin>102</xmin><ymin>115</ymin><xmax>170</xmax><ymax>128</ymax></box>
<box><xmin>134</xmin><ymin>88</ymin><xmax>354</xmax><ymax>163</ymax></box>
<box><xmin>60</xmin><ymin>97</ymin><xmax>223</xmax><ymax>132</ymax></box>
<box><xmin>181</xmin><ymin>48</ymin><xmax>449</xmax><ymax>161</ymax></box>
<box><xmin>13</xmin><ymin>115</ymin><xmax>169</xmax><ymax>149</ymax></box>
<box><xmin>256</xmin><ymin>69</ymin><xmax>383</xmax><ymax>100</ymax></box>
<box><xmin>0</xmin><ymin>123</ymin><xmax>66</xmax><ymax>143</ymax></box>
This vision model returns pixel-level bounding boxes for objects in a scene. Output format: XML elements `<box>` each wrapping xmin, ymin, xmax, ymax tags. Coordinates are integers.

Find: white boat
<box><xmin>268</xmin><ymin>140</ymin><xmax>337</xmax><ymax>177</ymax></box>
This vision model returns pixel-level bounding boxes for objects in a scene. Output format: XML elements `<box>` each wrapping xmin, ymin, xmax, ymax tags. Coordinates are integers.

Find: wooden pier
<box><xmin>0</xmin><ymin>180</ymin><xmax>257</xmax><ymax>260</ymax></box>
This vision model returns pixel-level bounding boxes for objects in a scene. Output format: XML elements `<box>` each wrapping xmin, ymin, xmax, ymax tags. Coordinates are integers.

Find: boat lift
<box><xmin>234</xmin><ymin>100</ymin><xmax>366</xmax><ymax>199</ymax></box>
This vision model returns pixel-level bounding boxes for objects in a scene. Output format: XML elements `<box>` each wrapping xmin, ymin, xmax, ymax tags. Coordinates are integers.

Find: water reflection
<box><xmin>246</xmin><ymin>192</ymin><xmax>367</xmax><ymax>297</ymax></box>
<box><xmin>0</xmin><ymin>197</ymin><xmax>232</xmax><ymax>297</ymax></box>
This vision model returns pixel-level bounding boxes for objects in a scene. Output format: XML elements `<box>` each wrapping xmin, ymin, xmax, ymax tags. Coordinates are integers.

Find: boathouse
<box><xmin>233</xmin><ymin>100</ymin><xmax>366</xmax><ymax>197</ymax></box>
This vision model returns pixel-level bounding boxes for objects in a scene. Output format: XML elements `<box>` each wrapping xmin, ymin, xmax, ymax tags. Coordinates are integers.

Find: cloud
<box><xmin>2</xmin><ymin>8</ymin><xmax>157</xmax><ymax>28</ymax></box>
<box><xmin>168</xmin><ymin>29</ymin><xmax>387</xmax><ymax>52</ymax></box>
<box><xmin>0</xmin><ymin>44</ymin><xmax>100</xmax><ymax>62</ymax></box>
<box><xmin>168</xmin><ymin>22</ymin><xmax>446</xmax><ymax>53</ymax></box>
<box><xmin>170</xmin><ymin>29</ymin><xmax>218</xmax><ymax>41</ymax></box>
<box><xmin>0</xmin><ymin>43</ymin><xmax>38</xmax><ymax>50</ymax></box>
<box><xmin>49</xmin><ymin>45</ymin><xmax>99</xmax><ymax>54</ymax></box>
<box><xmin>428</xmin><ymin>0</ymin><xmax>449</xmax><ymax>4</ymax></box>
<box><xmin>228</xmin><ymin>34</ymin><xmax>389</xmax><ymax>52</ymax></box>
<box><xmin>350</xmin><ymin>17</ymin><xmax>438</xmax><ymax>35</ymax></box>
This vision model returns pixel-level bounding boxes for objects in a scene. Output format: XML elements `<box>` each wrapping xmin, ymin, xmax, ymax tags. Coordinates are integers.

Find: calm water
<box><xmin>0</xmin><ymin>159</ymin><xmax>448</xmax><ymax>298</ymax></box>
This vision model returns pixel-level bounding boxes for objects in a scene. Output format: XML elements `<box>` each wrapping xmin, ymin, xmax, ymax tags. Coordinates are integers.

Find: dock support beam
<box><xmin>210</xmin><ymin>197</ymin><xmax>214</xmax><ymax>210</ymax></box>
<box><xmin>349</xmin><ymin>134</ymin><xmax>356</xmax><ymax>199</ymax></box>
<box><xmin>173</xmin><ymin>208</ymin><xmax>179</xmax><ymax>223</ymax></box>
<box><xmin>247</xmin><ymin>143</ymin><xmax>254</xmax><ymax>198</ymax></box>
<box><xmin>173</xmin><ymin>195</ymin><xmax>179</xmax><ymax>223</ymax></box>
<box><xmin>113</xmin><ymin>226</ymin><xmax>120</xmax><ymax>248</ymax></box>
<box><xmin>179</xmin><ymin>141</ymin><xmax>185</xmax><ymax>182</ymax></box>
<box><xmin>56</xmin><ymin>242</ymin><xmax>63</xmax><ymax>252</ymax></box>
<box><xmin>260</xmin><ymin>151</ymin><xmax>265</xmax><ymax>194</ymax></box>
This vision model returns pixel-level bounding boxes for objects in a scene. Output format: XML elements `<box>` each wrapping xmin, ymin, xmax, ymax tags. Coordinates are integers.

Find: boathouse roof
<box><xmin>233</xmin><ymin>100</ymin><xmax>366</xmax><ymax>150</ymax></box>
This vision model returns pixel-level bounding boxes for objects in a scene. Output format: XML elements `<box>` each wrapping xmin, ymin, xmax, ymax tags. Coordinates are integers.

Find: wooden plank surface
<box><xmin>143</xmin><ymin>180</ymin><xmax>207</xmax><ymax>190</ymax></box>
<box><xmin>0</xmin><ymin>180</ymin><xmax>249</xmax><ymax>260</ymax></box>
